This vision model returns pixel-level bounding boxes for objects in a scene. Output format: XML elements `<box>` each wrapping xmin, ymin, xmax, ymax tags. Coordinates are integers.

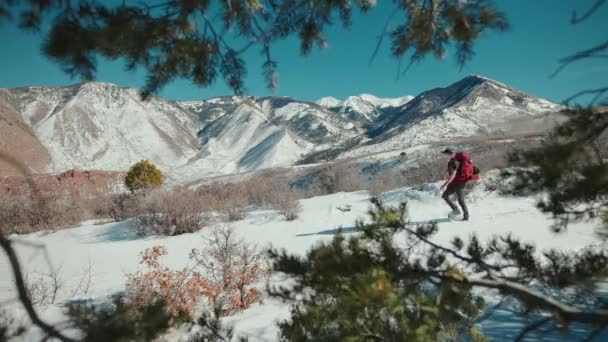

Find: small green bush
<box><xmin>125</xmin><ymin>160</ymin><xmax>163</xmax><ymax>193</ymax></box>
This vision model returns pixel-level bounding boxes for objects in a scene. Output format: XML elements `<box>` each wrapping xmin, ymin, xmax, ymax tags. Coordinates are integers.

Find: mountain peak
<box><xmin>316</xmin><ymin>96</ymin><xmax>341</xmax><ymax>107</ymax></box>
<box><xmin>460</xmin><ymin>74</ymin><xmax>515</xmax><ymax>91</ymax></box>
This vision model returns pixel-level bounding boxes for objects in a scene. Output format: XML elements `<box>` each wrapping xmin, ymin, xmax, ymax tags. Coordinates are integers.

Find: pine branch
<box><xmin>584</xmin><ymin>326</ymin><xmax>607</xmax><ymax>341</ymax></box>
<box><xmin>571</xmin><ymin>0</ymin><xmax>606</xmax><ymax>24</ymax></box>
<box><xmin>563</xmin><ymin>87</ymin><xmax>608</xmax><ymax>105</ymax></box>
<box><xmin>401</xmin><ymin>224</ymin><xmax>501</xmax><ymax>274</ymax></box>
<box><xmin>551</xmin><ymin>40</ymin><xmax>608</xmax><ymax>79</ymax></box>
<box><xmin>460</xmin><ymin>277</ymin><xmax>608</xmax><ymax>325</ymax></box>
<box><xmin>514</xmin><ymin>317</ymin><xmax>551</xmax><ymax>342</ymax></box>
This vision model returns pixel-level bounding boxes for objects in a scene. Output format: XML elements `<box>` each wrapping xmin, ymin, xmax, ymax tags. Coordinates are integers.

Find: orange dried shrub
<box><xmin>125</xmin><ymin>236</ymin><xmax>267</xmax><ymax>321</ymax></box>
<box><xmin>230</xmin><ymin>259</ymin><xmax>265</xmax><ymax>311</ymax></box>
<box><xmin>125</xmin><ymin>246</ymin><xmax>210</xmax><ymax>319</ymax></box>
<box><xmin>191</xmin><ymin>226</ymin><xmax>268</xmax><ymax>316</ymax></box>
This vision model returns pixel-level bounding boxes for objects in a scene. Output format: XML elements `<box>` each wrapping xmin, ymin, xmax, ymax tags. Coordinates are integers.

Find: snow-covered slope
<box><xmin>316</xmin><ymin>94</ymin><xmax>414</xmax><ymax>111</ymax></box>
<box><xmin>316</xmin><ymin>94</ymin><xmax>415</xmax><ymax>123</ymax></box>
<box><xmin>255</xmin><ymin>97</ymin><xmax>361</xmax><ymax>145</ymax></box>
<box><xmin>1</xmin><ymin>75</ymin><xmax>559</xmax><ymax>181</ymax></box>
<box><xmin>2</xmin><ymin>83</ymin><xmax>202</xmax><ymax>174</ymax></box>
<box><xmin>341</xmin><ymin>75</ymin><xmax>560</xmax><ymax>158</ymax></box>
<box><xmin>173</xmin><ymin>102</ymin><xmax>314</xmax><ymax>178</ymax></box>
<box><xmin>315</xmin><ymin>96</ymin><xmax>341</xmax><ymax>107</ymax></box>
<box><xmin>1</xmin><ymin>182</ymin><xmax>604</xmax><ymax>341</ymax></box>
<box><xmin>173</xmin><ymin>96</ymin><xmax>367</xmax><ymax>178</ymax></box>
<box><xmin>0</xmin><ymin>90</ymin><xmax>51</xmax><ymax>174</ymax></box>
<box><xmin>0</xmin><ymin>86</ymin><xmax>360</xmax><ymax>180</ymax></box>
<box><xmin>358</xmin><ymin>93</ymin><xmax>414</xmax><ymax>108</ymax></box>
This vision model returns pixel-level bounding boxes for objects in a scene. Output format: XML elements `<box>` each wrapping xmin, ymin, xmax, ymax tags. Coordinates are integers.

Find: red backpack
<box><xmin>453</xmin><ymin>152</ymin><xmax>475</xmax><ymax>182</ymax></box>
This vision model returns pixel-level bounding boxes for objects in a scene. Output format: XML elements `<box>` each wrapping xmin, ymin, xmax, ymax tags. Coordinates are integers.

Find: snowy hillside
<box><xmin>316</xmin><ymin>93</ymin><xmax>415</xmax><ymax>123</ymax></box>
<box><xmin>315</xmin><ymin>96</ymin><xmax>341</xmax><ymax>107</ymax></box>
<box><xmin>1</xmin><ymin>83</ymin><xmax>203</xmax><ymax>174</ymax></box>
<box><xmin>341</xmin><ymin>75</ymin><xmax>560</xmax><ymax>158</ymax></box>
<box><xmin>174</xmin><ymin>102</ymin><xmax>313</xmax><ymax>178</ymax></box>
<box><xmin>1</xmin><ymin>181</ymin><xmax>604</xmax><ymax>341</ymax></box>
<box><xmin>0</xmin><ymin>75</ymin><xmax>559</xmax><ymax>182</ymax></box>
<box><xmin>316</xmin><ymin>94</ymin><xmax>414</xmax><ymax>111</ymax></box>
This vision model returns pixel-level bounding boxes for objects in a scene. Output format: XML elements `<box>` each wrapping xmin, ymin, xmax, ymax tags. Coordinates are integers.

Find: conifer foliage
<box><xmin>270</xmin><ymin>199</ymin><xmax>608</xmax><ymax>340</ymax></box>
<box><xmin>0</xmin><ymin>0</ymin><xmax>507</xmax><ymax>97</ymax></box>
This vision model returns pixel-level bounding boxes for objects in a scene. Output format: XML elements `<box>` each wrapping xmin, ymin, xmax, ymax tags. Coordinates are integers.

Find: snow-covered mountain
<box><xmin>1</xmin><ymin>83</ymin><xmax>202</xmax><ymax>175</ymax></box>
<box><xmin>316</xmin><ymin>94</ymin><xmax>415</xmax><ymax>123</ymax></box>
<box><xmin>0</xmin><ymin>75</ymin><xmax>559</xmax><ymax>181</ymax></box>
<box><xmin>340</xmin><ymin>75</ymin><xmax>560</xmax><ymax>158</ymax></box>
<box><xmin>172</xmin><ymin>96</ymin><xmax>364</xmax><ymax>178</ymax></box>
<box><xmin>0</xmin><ymin>84</ymin><xmax>360</xmax><ymax>179</ymax></box>
<box><xmin>316</xmin><ymin>96</ymin><xmax>341</xmax><ymax>108</ymax></box>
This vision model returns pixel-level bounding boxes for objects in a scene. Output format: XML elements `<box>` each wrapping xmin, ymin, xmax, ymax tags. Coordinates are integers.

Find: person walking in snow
<box><xmin>439</xmin><ymin>148</ymin><xmax>475</xmax><ymax>221</ymax></box>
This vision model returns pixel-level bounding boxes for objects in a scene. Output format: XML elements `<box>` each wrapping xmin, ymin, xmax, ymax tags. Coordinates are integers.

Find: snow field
<box><xmin>0</xmin><ymin>181</ymin><xmax>602</xmax><ymax>341</ymax></box>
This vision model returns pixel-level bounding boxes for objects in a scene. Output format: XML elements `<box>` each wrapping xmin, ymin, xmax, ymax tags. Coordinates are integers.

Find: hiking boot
<box><xmin>462</xmin><ymin>215</ymin><xmax>469</xmax><ymax>221</ymax></box>
<box><xmin>448</xmin><ymin>209</ymin><xmax>461</xmax><ymax>219</ymax></box>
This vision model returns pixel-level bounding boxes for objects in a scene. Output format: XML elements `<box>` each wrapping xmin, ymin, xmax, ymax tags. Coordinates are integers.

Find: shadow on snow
<box><xmin>296</xmin><ymin>218</ymin><xmax>452</xmax><ymax>237</ymax></box>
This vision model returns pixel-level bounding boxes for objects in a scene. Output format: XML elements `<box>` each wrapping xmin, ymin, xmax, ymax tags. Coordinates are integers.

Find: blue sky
<box><xmin>0</xmin><ymin>0</ymin><xmax>606</xmax><ymax>103</ymax></box>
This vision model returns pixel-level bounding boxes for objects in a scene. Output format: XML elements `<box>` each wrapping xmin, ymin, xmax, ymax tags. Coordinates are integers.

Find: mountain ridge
<box><xmin>0</xmin><ymin>75</ymin><xmax>559</xmax><ymax>181</ymax></box>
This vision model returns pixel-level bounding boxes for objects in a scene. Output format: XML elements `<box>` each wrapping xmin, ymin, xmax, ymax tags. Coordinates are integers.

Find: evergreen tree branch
<box><xmin>571</xmin><ymin>0</ymin><xmax>606</xmax><ymax>24</ymax></box>
<box><xmin>459</xmin><ymin>276</ymin><xmax>608</xmax><ymax>325</ymax></box>
<box><xmin>584</xmin><ymin>326</ymin><xmax>607</xmax><ymax>341</ymax></box>
<box><xmin>551</xmin><ymin>40</ymin><xmax>608</xmax><ymax>79</ymax></box>
<box><xmin>563</xmin><ymin>87</ymin><xmax>608</xmax><ymax>105</ymax></box>
<box><xmin>513</xmin><ymin>316</ymin><xmax>551</xmax><ymax>342</ymax></box>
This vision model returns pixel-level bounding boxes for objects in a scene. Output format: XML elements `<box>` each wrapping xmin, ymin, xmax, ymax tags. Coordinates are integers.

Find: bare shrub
<box><xmin>306</xmin><ymin>163</ymin><xmax>365</xmax><ymax>196</ymax></box>
<box><xmin>30</xmin><ymin>192</ymin><xmax>85</xmax><ymax>231</ymax></box>
<box><xmin>108</xmin><ymin>193</ymin><xmax>143</xmax><ymax>222</ymax></box>
<box><xmin>269</xmin><ymin>191</ymin><xmax>302</xmax><ymax>221</ymax></box>
<box><xmin>402</xmin><ymin>154</ymin><xmax>446</xmax><ymax>187</ymax></box>
<box><xmin>219</xmin><ymin>197</ymin><xmax>248</xmax><ymax>222</ymax></box>
<box><xmin>0</xmin><ymin>306</ymin><xmax>21</xmax><ymax>340</ymax></box>
<box><xmin>241</xmin><ymin>173</ymin><xmax>284</xmax><ymax>207</ymax></box>
<box><xmin>70</xmin><ymin>259</ymin><xmax>94</xmax><ymax>298</ymax></box>
<box><xmin>0</xmin><ymin>191</ymin><xmax>85</xmax><ymax>235</ymax></box>
<box><xmin>0</xmin><ymin>193</ymin><xmax>31</xmax><ymax>235</ymax></box>
<box><xmin>191</xmin><ymin>225</ymin><xmax>267</xmax><ymax>315</ymax></box>
<box><xmin>196</xmin><ymin>182</ymin><xmax>250</xmax><ymax>222</ymax></box>
<box><xmin>366</xmin><ymin>168</ymin><xmax>404</xmax><ymax>197</ymax></box>
<box><xmin>137</xmin><ymin>187</ymin><xmax>208</xmax><ymax>236</ymax></box>
<box><xmin>25</xmin><ymin>265</ymin><xmax>64</xmax><ymax>307</ymax></box>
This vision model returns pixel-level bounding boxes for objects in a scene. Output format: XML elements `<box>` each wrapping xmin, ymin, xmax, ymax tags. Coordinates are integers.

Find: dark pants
<box><xmin>442</xmin><ymin>181</ymin><xmax>469</xmax><ymax>219</ymax></box>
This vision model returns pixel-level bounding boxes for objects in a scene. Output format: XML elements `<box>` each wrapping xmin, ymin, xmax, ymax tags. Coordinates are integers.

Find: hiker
<box><xmin>439</xmin><ymin>148</ymin><xmax>475</xmax><ymax>221</ymax></box>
